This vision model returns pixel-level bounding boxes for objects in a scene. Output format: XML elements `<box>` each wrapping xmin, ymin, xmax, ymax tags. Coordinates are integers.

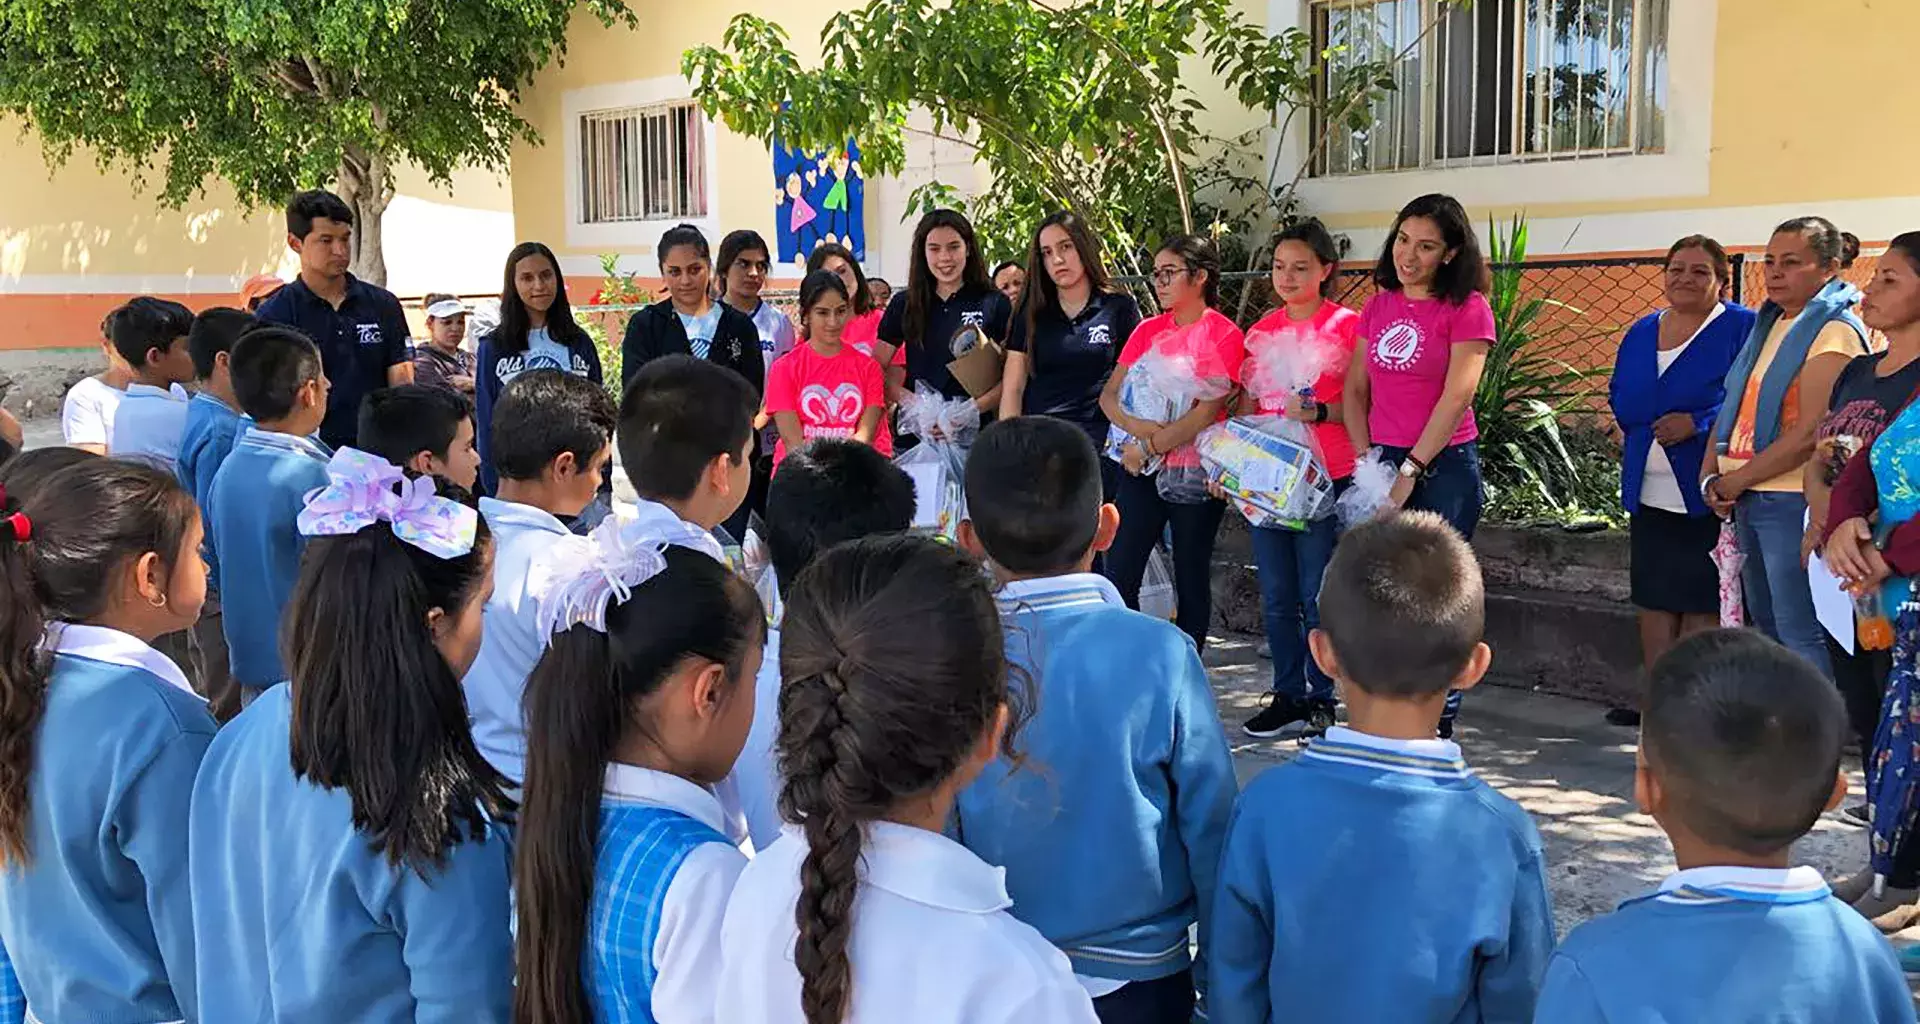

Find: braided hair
<box><xmin>776</xmin><ymin>535</ymin><xmax>1015</xmax><ymax>1024</ymax></box>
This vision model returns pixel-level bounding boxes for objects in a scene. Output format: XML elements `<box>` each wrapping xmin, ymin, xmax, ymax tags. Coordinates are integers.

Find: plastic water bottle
<box><xmin>1857</xmin><ymin>590</ymin><xmax>1894</xmax><ymax>652</ymax></box>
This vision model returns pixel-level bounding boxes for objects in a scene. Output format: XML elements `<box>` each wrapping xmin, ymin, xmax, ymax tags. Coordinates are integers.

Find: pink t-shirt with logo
<box><xmin>1240</xmin><ymin>303</ymin><xmax>1361</xmax><ymax>479</ymax></box>
<box><xmin>764</xmin><ymin>341</ymin><xmax>891</xmax><ymax>464</ymax></box>
<box><xmin>1356</xmin><ymin>289</ymin><xmax>1495</xmax><ymax>448</ymax></box>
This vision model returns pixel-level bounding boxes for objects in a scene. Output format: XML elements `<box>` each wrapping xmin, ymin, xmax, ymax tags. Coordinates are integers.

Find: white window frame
<box><xmin>1271</xmin><ymin>0</ymin><xmax>1715</xmax><ymax>211</ymax></box>
<box><xmin>563</xmin><ymin>76</ymin><xmax>720</xmax><ymax>251</ymax></box>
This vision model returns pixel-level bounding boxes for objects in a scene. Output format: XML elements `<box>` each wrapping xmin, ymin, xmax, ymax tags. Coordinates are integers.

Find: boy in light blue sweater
<box><xmin>955</xmin><ymin>416</ymin><xmax>1239</xmax><ymax>1022</ymax></box>
<box><xmin>1534</xmin><ymin>629</ymin><xmax>1914</xmax><ymax>1023</ymax></box>
<box><xmin>207</xmin><ymin>325</ymin><xmax>331</xmax><ymax>697</ymax></box>
<box><xmin>1210</xmin><ymin>512</ymin><xmax>1554</xmax><ymax>1024</ymax></box>
<box><xmin>175</xmin><ymin>306</ymin><xmax>255</xmax><ymax>721</ymax></box>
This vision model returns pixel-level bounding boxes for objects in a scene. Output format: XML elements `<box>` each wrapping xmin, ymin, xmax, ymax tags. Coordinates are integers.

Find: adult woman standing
<box><xmin>1342</xmin><ymin>194</ymin><xmax>1493</xmax><ymax>737</ymax></box>
<box><xmin>998</xmin><ymin>211</ymin><xmax>1142</xmax><ymax>466</ymax></box>
<box><xmin>1819</xmin><ymin>231</ymin><xmax>1920</xmax><ymax>918</ymax></box>
<box><xmin>621</xmin><ymin>224</ymin><xmax>763</xmax><ymax>398</ymax></box>
<box><xmin>1235</xmin><ymin>219</ymin><xmax>1360</xmax><ymax>739</ymax></box>
<box><xmin>475</xmin><ymin>242</ymin><xmax>603</xmax><ymax>495</ymax></box>
<box><xmin>1606</xmin><ymin>236</ymin><xmax>1754</xmax><ymax>727</ymax></box>
<box><xmin>877</xmin><ymin>210</ymin><xmax>1012</xmax><ymax>414</ymax></box>
<box><xmin>1100</xmin><ymin>235</ymin><xmax>1245</xmax><ymax>652</ymax></box>
<box><xmin>1704</xmin><ymin>217</ymin><xmax>1870</xmax><ymax>677</ymax></box>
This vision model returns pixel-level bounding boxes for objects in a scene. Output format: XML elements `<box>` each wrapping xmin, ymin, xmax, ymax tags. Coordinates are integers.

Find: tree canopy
<box><xmin>0</xmin><ymin>0</ymin><xmax>632</xmax><ymax>283</ymax></box>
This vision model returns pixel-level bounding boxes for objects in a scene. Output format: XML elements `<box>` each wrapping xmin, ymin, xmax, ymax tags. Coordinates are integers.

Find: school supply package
<box><xmin>1195</xmin><ymin>414</ymin><xmax>1334</xmax><ymax>529</ymax></box>
<box><xmin>895</xmin><ymin>384</ymin><xmax>979</xmax><ymax>540</ymax></box>
<box><xmin>1103</xmin><ymin>347</ymin><xmax>1235</xmax><ymax>501</ymax></box>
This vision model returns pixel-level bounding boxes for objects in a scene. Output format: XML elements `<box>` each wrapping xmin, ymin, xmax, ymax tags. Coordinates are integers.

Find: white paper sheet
<box><xmin>1809</xmin><ymin>550</ymin><xmax>1856</xmax><ymax>654</ymax></box>
<box><xmin>905</xmin><ymin>463</ymin><xmax>946</xmax><ymax>529</ymax></box>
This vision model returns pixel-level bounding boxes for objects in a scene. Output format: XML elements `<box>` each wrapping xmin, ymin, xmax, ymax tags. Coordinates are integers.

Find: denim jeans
<box><xmin>1380</xmin><ymin>442</ymin><xmax>1483</xmax><ymax>732</ymax></box>
<box><xmin>1251</xmin><ymin>515</ymin><xmax>1339</xmax><ymax>703</ymax></box>
<box><xmin>1735</xmin><ymin>491</ymin><xmax>1834</xmax><ymax>678</ymax></box>
<box><xmin>1378</xmin><ymin>442</ymin><xmax>1484</xmax><ymax>541</ymax></box>
<box><xmin>1091</xmin><ymin>968</ymin><xmax>1194</xmax><ymax>1024</ymax></box>
<box><xmin>1107</xmin><ymin>466</ymin><xmax>1226</xmax><ymax>651</ymax></box>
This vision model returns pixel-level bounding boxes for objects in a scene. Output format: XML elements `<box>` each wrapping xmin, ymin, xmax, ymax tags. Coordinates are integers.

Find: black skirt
<box><xmin>1629</xmin><ymin>505</ymin><xmax>1721</xmax><ymax>615</ymax></box>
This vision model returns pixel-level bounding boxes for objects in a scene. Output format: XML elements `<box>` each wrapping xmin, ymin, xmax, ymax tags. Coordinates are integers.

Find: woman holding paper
<box><xmin>1100</xmin><ymin>234</ymin><xmax>1245</xmax><ymax>651</ymax></box>
<box><xmin>876</xmin><ymin>210</ymin><xmax>1011</xmax><ymax>416</ymax></box>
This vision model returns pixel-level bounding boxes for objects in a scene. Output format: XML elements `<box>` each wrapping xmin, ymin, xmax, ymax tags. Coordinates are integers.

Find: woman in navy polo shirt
<box><xmin>999</xmin><ymin>210</ymin><xmax>1141</xmax><ymax>492</ymax></box>
<box><xmin>877</xmin><ymin>210</ymin><xmax>1012</xmax><ymax>415</ymax></box>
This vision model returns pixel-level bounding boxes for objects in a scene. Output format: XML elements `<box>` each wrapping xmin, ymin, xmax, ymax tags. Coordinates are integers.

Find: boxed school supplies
<box><xmin>1103</xmin><ymin>348</ymin><xmax>1234</xmax><ymax>491</ymax></box>
<box><xmin>1195</xmin><ymin>414</ymin><xmax>1334</xmax><ymax>528</ymax></box>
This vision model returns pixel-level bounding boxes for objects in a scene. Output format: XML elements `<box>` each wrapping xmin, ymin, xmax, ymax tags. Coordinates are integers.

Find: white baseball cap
<box><xmin>426</xmin><ymin>298</ymin><xmax>471</xmax><ymax>319</ymax></box>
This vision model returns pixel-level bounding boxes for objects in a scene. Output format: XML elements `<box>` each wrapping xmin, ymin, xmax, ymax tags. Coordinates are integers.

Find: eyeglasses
<box><xmin>1150</xmin><ymin>266</ymin><xmax>1194</xmax><ymax>286</ymax></box>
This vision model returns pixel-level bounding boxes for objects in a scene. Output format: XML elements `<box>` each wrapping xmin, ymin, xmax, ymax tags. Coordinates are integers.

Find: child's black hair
<box><xmin>229</xmin><ymin>325</ymin><xmax>324</xmax><ymax>423</ymax></box>
<box><xmin>491</xmin><ymin>369</ymin><xmax>616</xmax><ymax>483</ymax></box>
<box><xmin>766</xmin><ymin>439</ymin><xmax>916</xmax><ymax>598</ymax></box>
<box><xmin>778</xmin><ymin>535</ymin><xmax>1015</xmax><ymax>1024</ymax></box>
<box><xmin>1643</xmin><ymin>629</ymin><xmax>1846</xmax><ymax>857</ymax></box>
<box><xmin>1317</xmin><ymin>512</ymin><xmax>1484</xmax><ymax>698</ymax></box>
<box><xmin>1372</xmin><ymin>193</ymin><xmax>1489</xmax><ymax>304</ymax></box>
<box><xmin>187</xmin><ymin>307</ymin><xmax>258</xmax><ymax>380</ymax></box>
<box><xmin>1273</xmin><ymin>218</ymin><xmax>1344</xmax><ymax>299</ymax></box>
<box><xmin>964</xmin><ymin>417</ymin><xmax>1103</xmax><ymax>576</ymax></box>
<box><xmin>616</xmin><ymin>355</ymin><xmax>756</xmax><ymax>502</ymax></box>
<box><xmin>797</xmin><ymin>270</ymin><xmax>852</xmax><ymax>339</ymax></box>
<box><xmin>106</xmin><ymin>296</ymin><xmax>195</xmax><ymax>369</ymax></box>
<box><xmin>0</xmin><ymin>448</ymin><xmax>97</xmax><ymax>498</ymax></box>
<box><xmin>658</xmin><ymin>223</ymin><xmax>711</xmax><ymax>266</ymax></box>
<box><xmin>357</xmin><ymin>384</ymin><xmax>473</xmax><ymax>468</ymax></box>
<box><xmin>282</xmin><ymin>480</ymin><xmax>509</xmax><ymax>872</ymax></box>
<box><xmin>514</xmin><ymin>545</ymin><xmax>763</xmax><ymax>1023</ymax></box>
<box><xmin>0</xmin><ymin>459</ymin><xmax>199</xmax><ymax>865</ymax></box>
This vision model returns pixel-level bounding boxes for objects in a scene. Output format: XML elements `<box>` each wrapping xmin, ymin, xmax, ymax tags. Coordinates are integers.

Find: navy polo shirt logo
<box><xmin>355</xmin><ymin>323</ymin><xmax>383</xmax><ymax>346</ymax></box>
<box><xmin>1085</xmin><ymin>323</ymin><xmax>1113</xmax><ymax>347</ymax></box>
<box><xmin>960</xmin><ymin>311</ymin><xmax>986</xmax><ymax>329</ymax></box>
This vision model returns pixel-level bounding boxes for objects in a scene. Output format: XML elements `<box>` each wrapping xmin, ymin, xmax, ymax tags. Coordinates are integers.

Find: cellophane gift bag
<box><xmin>1195</xmin><ymin>415</ymin><xmax>1334</xmax><ymax>530</ymax></box>
<box><xmin>894</xmin><ymin>384</ymin><xmax>980</xmax><ymax>541</ymax></box>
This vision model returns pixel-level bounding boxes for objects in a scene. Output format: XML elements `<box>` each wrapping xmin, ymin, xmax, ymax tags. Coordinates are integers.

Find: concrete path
<box><xmin>1202</xmin><ymin>633</ymin><xmax>1869</xmax><ymax>937</ymax></box>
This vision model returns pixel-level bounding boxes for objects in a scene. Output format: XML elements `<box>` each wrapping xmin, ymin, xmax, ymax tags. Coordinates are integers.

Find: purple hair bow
<box><xmin>297</xmin><ymin>447</ymin><xmax>478</xmax><ymax>559</ymax></box>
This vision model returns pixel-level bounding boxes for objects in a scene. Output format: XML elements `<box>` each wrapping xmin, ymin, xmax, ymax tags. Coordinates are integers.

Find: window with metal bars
<box><xmin>577</xmin><ymin>102</ymin><xmax>710</xmax><ymax>224</ymax></box>
<box><xmin>1310</xmin><ymin>0</ymin><xmax>1669</xmax><ymax>176</ymax></box>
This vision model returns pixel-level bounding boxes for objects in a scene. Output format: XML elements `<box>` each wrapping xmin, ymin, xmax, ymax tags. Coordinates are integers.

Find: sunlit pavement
<box><xmin>1204</xmin><ymin>633</ymin><xmax>1867</xmax><ymax>937</ymax></box>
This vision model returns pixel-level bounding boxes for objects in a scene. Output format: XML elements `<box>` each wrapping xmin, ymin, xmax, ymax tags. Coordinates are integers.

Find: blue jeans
<box><xmin>1735</xmin><ymin>491</ymin><xmax>1834</xmax><ymax>679</ymax></box>
<box><xmin>1251</xmin><ymin>516</ymin><xmax>1339</xmax><ymax>703</ymax></box>
<box><xmin>1380</xmin><ymin>442</ymin><xmax>1482</xmax><ymax>731</ymax></box>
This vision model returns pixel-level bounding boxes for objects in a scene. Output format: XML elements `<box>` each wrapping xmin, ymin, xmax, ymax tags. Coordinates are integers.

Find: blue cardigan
<box><xmin>1610</xmin><ymin>303</ymin><xmax>1755</xmax><ymax>515</ymax></box>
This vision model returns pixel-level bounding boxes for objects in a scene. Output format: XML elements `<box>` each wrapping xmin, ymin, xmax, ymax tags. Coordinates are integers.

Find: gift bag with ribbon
<box><xmin>894</xmin><ymin>384</ymin><xmax>980</xmax><ymax>541</ymax></box>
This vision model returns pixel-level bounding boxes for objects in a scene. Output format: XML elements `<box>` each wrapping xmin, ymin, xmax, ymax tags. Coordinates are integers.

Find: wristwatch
<box><xmin>1398</xmin><ymin>461</ymin><xmax>1422</xmax><ymax>480</ymax></box>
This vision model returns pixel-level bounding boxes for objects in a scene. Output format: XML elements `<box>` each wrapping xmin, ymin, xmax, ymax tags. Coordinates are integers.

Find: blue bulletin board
<box><xmin>774</xmin><ymin>139</ymin><xmax>866</xmax><ymax>271</ymax></box>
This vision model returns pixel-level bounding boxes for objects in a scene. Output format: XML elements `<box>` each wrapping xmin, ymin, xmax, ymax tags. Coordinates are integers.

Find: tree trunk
<box><xmin>336</xmin><ymin>141</ymin><xmax>395</xmax><ymax>287</ymax></box>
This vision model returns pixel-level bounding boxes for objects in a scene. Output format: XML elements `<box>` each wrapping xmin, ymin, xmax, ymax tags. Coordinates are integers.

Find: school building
<box><xmin>0</xmin><ymin>0</ymin><xmax>1913</xmax><ymax>405</ymax></box>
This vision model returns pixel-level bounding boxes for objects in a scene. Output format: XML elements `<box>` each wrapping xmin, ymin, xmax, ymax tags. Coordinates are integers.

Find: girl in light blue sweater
<box><xmin>0</xmin><ymin>459</ymin><xmax>217</xmax><ymax>1023</ymax></box>
<box><xmin>189</xmin><ymin>449</ymin><xmax>515</xmax><ymax>1023</ymax></box>
<box><xmin>513</xmin><ymin>521</ymin><xmax>765</xmax><ymax>1023</ymax></box>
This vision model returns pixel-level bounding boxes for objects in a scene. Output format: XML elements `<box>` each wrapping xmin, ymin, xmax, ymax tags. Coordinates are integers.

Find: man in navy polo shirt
<box><xmin>255</xmin><ymin>189</ymin><xmax>415</xmax><ymax>449</ymax></box>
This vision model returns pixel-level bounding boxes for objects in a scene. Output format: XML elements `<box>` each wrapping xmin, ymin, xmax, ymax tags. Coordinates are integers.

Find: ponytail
<box><xmin>514</xmin><ymin>545</ymin><xmax>762</xmax><ymax>1024</ymax></box>
<box><xmin>777</xmin><ymin>535</ymin><xmax>1018</xmax><ymax>1024</ymax></box>
<box><xmin>0</xmin><ymin>459</ymin><xmax>196</xmax><ymax>866</ymax></box>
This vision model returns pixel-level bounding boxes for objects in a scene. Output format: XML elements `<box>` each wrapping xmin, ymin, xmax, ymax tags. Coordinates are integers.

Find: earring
<box><xmin>147</xmin><ymin>592</ymin><xmax>168</xmax><ymax>610</ymax></box>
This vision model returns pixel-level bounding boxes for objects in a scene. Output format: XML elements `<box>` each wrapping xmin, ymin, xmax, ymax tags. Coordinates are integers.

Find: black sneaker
<box><xmin>1299</xmin><ymin>699</ymin><xmax>1338</xmax><ymax>740</ymax></box>
<box><xmin>1846</xmin><ymin>803</ymin><xmax>1872</xmax><ymax>827</ymax></box>
<box><xmin>1604</xmin><ymin>707</ymin><xmax>1642</xmax><ymax>727</ymax></box>
<box><xmin>1243</xmin><ymin>696</ymin><xmax>1308</xmax><ymax>739</ymax></box>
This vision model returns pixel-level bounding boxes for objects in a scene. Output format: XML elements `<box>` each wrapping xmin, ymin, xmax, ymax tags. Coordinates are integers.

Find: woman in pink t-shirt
<box><xmin>765</xmin><ymin>271</ymin><xmax>889</xmax><ymax>467</ymax></box>
<box><xmin>1343</xmin><ymin>193</ymin><xmax>1494</xmax><ymax>739</ymax></box>
<box><xmin>1099</xmin><ymin>234</ymin><xmax>1247</xmax><ymax>650</ymax></box>
<box><xmin>1234</xmin><ymin>220</ymin><xmax>1359</xmax><ymax>740</ymax></box>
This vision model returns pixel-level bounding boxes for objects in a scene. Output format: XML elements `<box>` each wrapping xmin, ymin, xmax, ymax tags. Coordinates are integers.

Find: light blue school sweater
<box><xmin>1535</xmin><ymin>865</ymin><xmax>1916</xmax><ymax>1023</ymax></box>
<box><xmin>1209</xmin><ymin>727</ymin><xmax>1555</xmax><ymax>1024</ymax></box>
<box><xmin>0</xmin><ymin>626</ymin><xmax>215</xmax><ymax>1024</ymax></box>
<box><xmin>176</xmin><ymin>394</ymin><xmax>248</xmax><ymax>562</ymax></box>
<box><xmin>956</xmin><ymin>574</ymin><xmax>1239</xmax><ymax>990</ymax></box>
<box><xmin>188</xmin><ymin>685</ymin><xmax>513</xmax><ymax>1022</ymax></box>
<box><xmin>207</xmin><ymin>428</ymin><xmax>331</xmax><ymax>689</ymax></box>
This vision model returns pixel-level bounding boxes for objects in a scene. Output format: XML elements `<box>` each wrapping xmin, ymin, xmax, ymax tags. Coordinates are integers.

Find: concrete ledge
<box><xmin>0</xmin><ymin>349</ymin><xmax>102</xmax><ymax>420</ymax></box>
<box><xmin>1210</xmin><ymin>518</ymin><xmax>1638</xmax><ymax>706</ymax></box>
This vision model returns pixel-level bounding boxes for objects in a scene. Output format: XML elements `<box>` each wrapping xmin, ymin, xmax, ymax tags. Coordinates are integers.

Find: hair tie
<box><xmin>535</xmin><ymin>517</ymin><xmax>682</xmax><ymax>637</ymax></box>
<box><xmin>2</xmin><ymin>512</ymin><xmax>28</xmax><ymax>543</ymax></box>
<box><xmin>296</xmin><ymin>447</ymin><xmax>478</xmax><ymax>559</ymax></box>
